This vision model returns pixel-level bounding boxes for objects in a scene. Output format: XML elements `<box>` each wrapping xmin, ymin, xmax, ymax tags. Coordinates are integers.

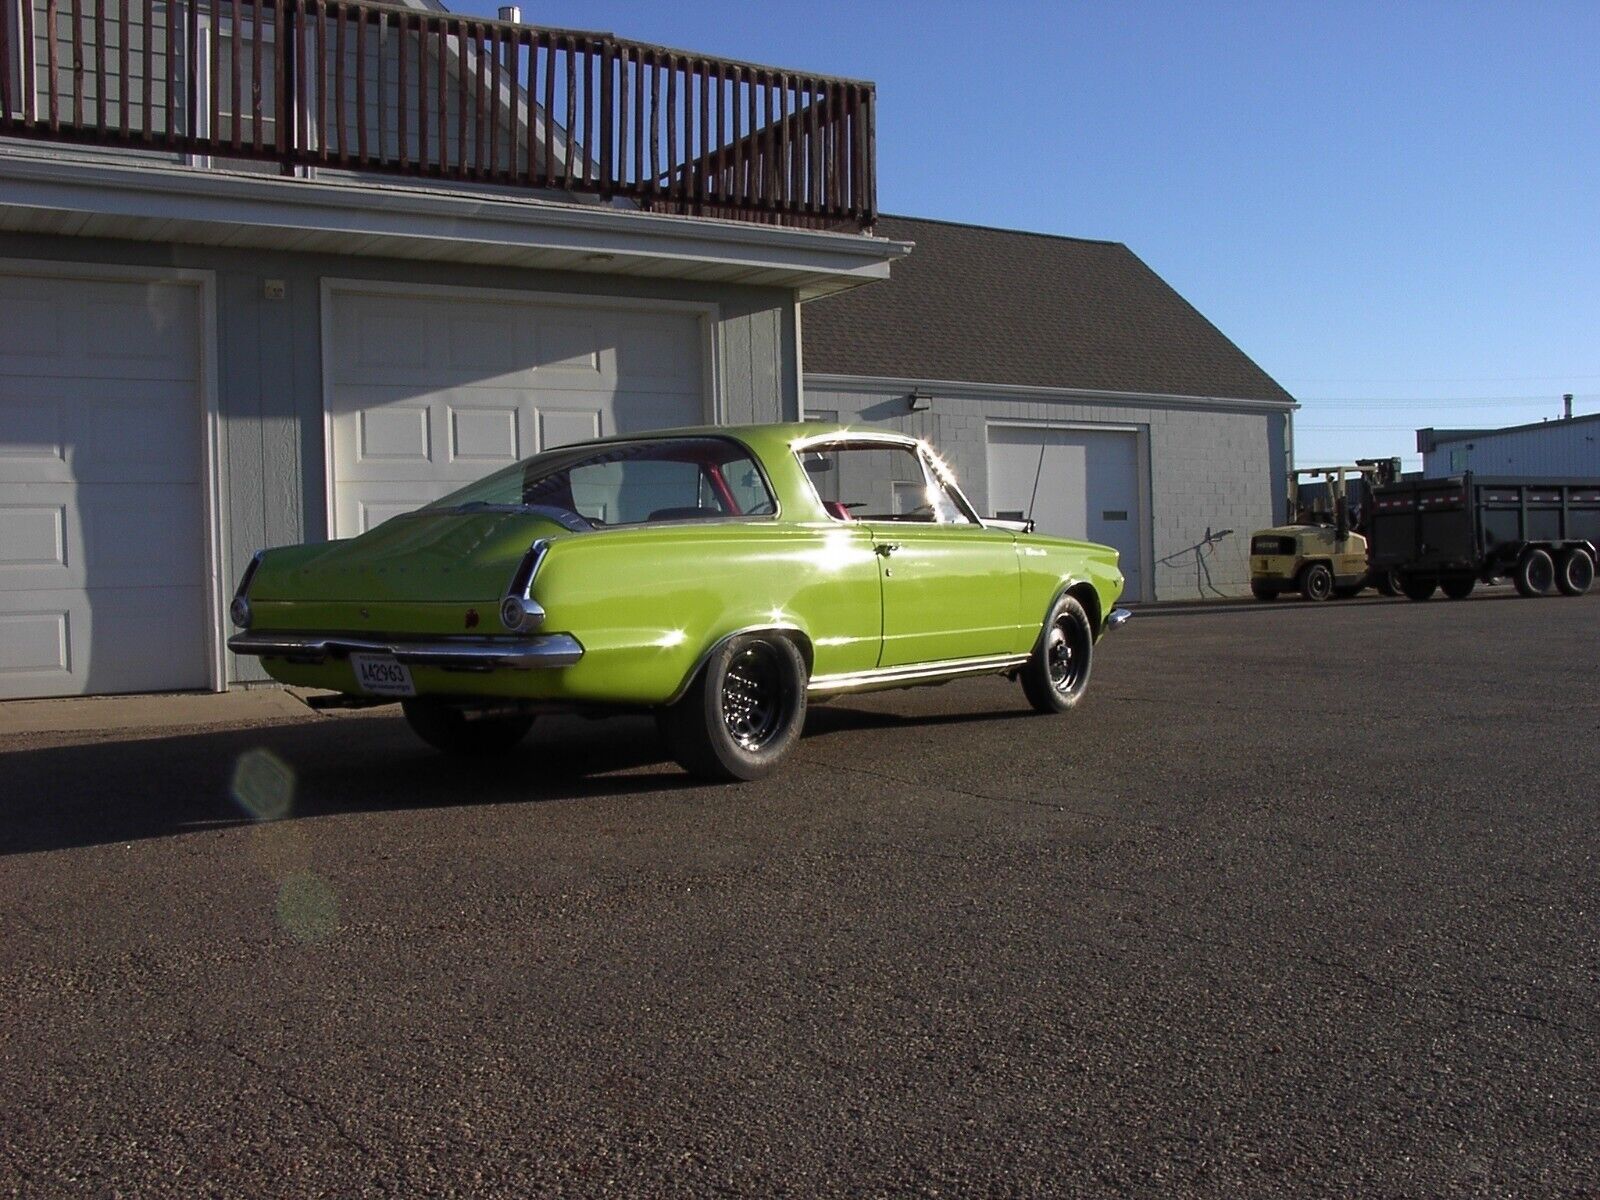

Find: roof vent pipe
<box><xmin>498</xmin><ymin>6</ymin><xmax>522</xmax><ymax>21</ymax></box>
<box><xmin>1564</xmin><ymin>393</ymin><xmax>1574</xmax><ymax>420</ymax></box>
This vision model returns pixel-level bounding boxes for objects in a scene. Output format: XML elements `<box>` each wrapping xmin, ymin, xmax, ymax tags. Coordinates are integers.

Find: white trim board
<box><xmin>0</xmin><ymin>151</ymin><xmax>910</xmax><ymax>298</ymax></box>
<box><xmin>0</xmin><ymin>255</ymin><xmax>226</xmax><ymax>692</ymax></box>
<box><xmin>804</xmin><ymin>372</ymin><xmax>1299</xmax><ymax>415</ymax></box>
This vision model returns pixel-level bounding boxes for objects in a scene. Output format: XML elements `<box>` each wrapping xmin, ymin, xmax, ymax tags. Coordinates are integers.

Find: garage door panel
<box><xmin>0</xmin><ymin>272</ymin><xmax>209</xmax><ymax>699</ymax></box>
<box><xmin>613</xmin><ymin>316</ymin><xmax>703</xmax><ymax>392</ymax></box>
<box><xmin>357</xmin><ymin>404</ymin><xmax>433</xmax><ymax>464</ymax></box>
<box><xmin>0</xmin><ymin>608</ymin><xmax>71</xmax><ymax>679</ymax></box>
<box><xmin>533</xmin><ymin>316</ymin><xmax>609</xmax><ymax>382</ymax></box>
<box><xmin>72</xmin><ymin>395</ymin><xmax>203</xmax><ymax>481</ymax></box>
<box><xmin>328</xmin><ymin>290</ymin><xmax>705</xmax><ymax>538</ymax></box>
<box><xmin>448</xmin><ymin>405</ymin><xmax>523</xmax><ymax>464</ymax></box>
<box><xmin>538</xmin><ymin>408</ymin><xmax>602</xmax><ymax>450</ymax></box>
<box><xmin>0</xmin><ymin>586</ymin><xmax>208</xmax><ymax>697</ymax></box>
<box><xmin>79</xmin><ymin>485</ymin><xmax>207</xmax><ymax>584</ymax></box>
<box><xmin>445</xmin><ymin>310</ymin><xmax>530</xmax><ymax>376</ymax></box>
<box><xmin>0</xmin><ymin>278</ymin><xmax>198</xmax><ymax>381</ymax></box>
<box><xmin>338</xmin><ymin>481</ymin><xmax>464</xmax><ymax>537</ymax></box>
<box><xmin>0</xmin><ymin>503</ymin><xmax>68</xmax><ymax>571</ymax></box>
<box><xmin>0</xmin><ymin>399</ymin><xmax>67</xmax><ymax>479</ymax></box>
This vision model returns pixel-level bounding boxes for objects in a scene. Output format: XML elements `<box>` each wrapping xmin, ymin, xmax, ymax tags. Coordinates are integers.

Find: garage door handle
<box><xmin>875</xmin><ymin>543</ymin><xmax>900</xmax><ymax>557</ymax></box>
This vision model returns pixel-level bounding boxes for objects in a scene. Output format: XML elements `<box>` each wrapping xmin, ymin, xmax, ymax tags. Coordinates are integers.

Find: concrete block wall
<box><xmin>804</xmin><ymin>376</ymin><xmax>1292</xmax><ymax>601</ymax></box>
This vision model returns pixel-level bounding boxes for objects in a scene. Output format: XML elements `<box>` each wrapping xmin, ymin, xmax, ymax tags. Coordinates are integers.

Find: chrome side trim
<box><xmin>229</xmin><ymin>549</ymin><xmax>266</xmax><ymax>628</ymax></box>
<box><xmin>1105</xmin><ymin>608</ymin><xmax>1132</xmax><ymax>632</ymax></box>
<box><xmin>234</xmin><ymin>549</ymin><xmax>266</xmax><ymax>600</ymax></box>
<box><xmin>227</xmin><ymin>631</ymin><xmax>584</xmax><ymax>671</ymax></box>
<box><xmin>808</xmin><ymin>653</ymin><xmax>1029</xmax><ymax>696</ymax></box>
<box><xmin>501</xmin><ymin>538</ymin><xmax>550</xmax><ymax>631</ymax></box>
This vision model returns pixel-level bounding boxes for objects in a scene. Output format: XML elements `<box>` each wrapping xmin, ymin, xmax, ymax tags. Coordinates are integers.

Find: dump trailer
<box><xmin>1367</xmin><ymin>474</ymin><xmax>1600</xmax><ymax>600</ymax></box>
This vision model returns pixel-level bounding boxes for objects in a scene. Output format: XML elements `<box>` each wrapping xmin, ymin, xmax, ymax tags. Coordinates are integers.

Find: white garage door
<box><xmin>0</xmin><ymin>272</ymin><xmax>211</xmax><ymax>699</ymax></box>
<box><xmin>327</xmin><ymin>288</ymin><xmax>707</xmax><ymax>536</ymax></box>
<box><xmin>986</xmin><ymin>424</ymin><xmax>1145</xmax><ymax>602</ymax></box>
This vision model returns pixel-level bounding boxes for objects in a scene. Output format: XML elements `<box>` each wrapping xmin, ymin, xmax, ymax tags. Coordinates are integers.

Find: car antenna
<box><xmin>1024</xmin><ymin>439</ymin><xmax>1048</xmax><ymax>527</ymax></box>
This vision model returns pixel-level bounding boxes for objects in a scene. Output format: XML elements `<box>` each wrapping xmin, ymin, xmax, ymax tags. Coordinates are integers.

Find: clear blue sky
<box><xmin>454</xmin><ymin>0</ymin><xmax>1600</xmax><ymax>471</ymax></box>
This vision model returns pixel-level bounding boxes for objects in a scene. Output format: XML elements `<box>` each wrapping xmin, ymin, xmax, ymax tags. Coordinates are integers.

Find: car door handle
<box><xmin>875</xmin><ymin>542</ymin><xmax>900</xmax><ymax>557</ymax></box>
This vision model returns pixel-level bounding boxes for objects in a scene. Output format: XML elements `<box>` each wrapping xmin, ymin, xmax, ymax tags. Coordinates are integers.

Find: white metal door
<box><xmin>0</xmin><ymin>272</ymin><xmax>210</xmax><ymax>698</ymax></box>
<box><xmin>326</xmin><ymin>287</ymin><xmax>707</xmax><ymax>536</ymax></box>
<box><xmin>986</xmin><ymin>424</ymin><xmax>1144</xmax><ymax>602</ymax></box>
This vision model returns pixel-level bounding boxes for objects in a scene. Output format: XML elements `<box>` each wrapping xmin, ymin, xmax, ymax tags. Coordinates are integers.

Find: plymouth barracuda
<box><xmin>228</xmin><ymin>423</ymin><xmax>1129</xmax><ymax>780</ymax></box>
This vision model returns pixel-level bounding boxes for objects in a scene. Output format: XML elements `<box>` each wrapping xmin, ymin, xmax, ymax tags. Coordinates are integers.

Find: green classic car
<box><xmin>228</xmin><ymin>423</ymin><xmax>1129</xmax><ymax>780</ymax></box>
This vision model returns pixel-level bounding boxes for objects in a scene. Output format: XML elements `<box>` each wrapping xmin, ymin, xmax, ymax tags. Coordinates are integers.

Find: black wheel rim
<box><xmin>721</xmin><ymin>644</ymin><xmax>789</xmax><ymax>752</ymax></box>
<box><xmin>1529</xmin><ymin>557</ymin><xmax>1553</xmax><ymax>590</ymax></box>
<box><xmin>1309</xmin><ymin>570</ymin><xmax>1332</xmax><ymax>600</ymax></box>
<box><xmin>1046</xmin><ymin>614</ymin><xmax>1089</xmax><ymax>695</ymax></box>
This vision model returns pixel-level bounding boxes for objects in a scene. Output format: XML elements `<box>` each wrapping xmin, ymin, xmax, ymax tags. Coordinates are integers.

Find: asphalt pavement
<box><xmin>2</xmin><ymin>590</ymin><xmax>1597</xmax><ymax>1197</ymax></box>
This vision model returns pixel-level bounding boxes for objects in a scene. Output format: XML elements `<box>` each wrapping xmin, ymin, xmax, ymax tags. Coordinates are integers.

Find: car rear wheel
<box><xmin>1021</xmin><ymin>594</ymin><xmax>1094</xmax><ymax>714</ymax></box>
<box><xmin>1400</xmin><ymin>574</ymin><xmax>1437</xmax><ymax>602</ymax></box>
<box><xmin>1441</xmin><ymin>576</ymin><xmax>1476</xmax><ymax>600</ymax></box>
<box><xmin>1299</xmin><ymin>562</ymin><xmax>1335</xmax><ymax>602</ymax></box>
<box><xmin>657</xmin><ymin>634</ymin><xmax>808</xmax><ymax>781</ymax></box>
<box><xmin>1556</xmin><ymin>549</ymin><xmax>1595</xmax><ymax>596</ymax></box>
<box><xmin>1514</xmin><ymin>549</ymin><xmax>1555</xmax><ymax>597</ymax></box>
<box><xmin>401</xmin><ymin>700</ymin><xmax>534</xmax><ymax>756</ymax></box>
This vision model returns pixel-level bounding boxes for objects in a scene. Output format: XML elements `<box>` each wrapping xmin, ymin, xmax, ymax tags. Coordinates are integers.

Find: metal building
<box><xmin>1419</xmin><ymin>413</ymin><xmax>1600</xmax><ymax>479</ymax></box>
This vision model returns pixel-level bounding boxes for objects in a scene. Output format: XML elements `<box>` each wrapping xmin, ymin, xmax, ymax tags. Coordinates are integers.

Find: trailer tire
<box><xmin>1556</xmin><ymin>549</ymin><xmax>1594</xmax><ymax>597</ymax></box>
<box><xmin>1373</xmin><ymin>569</ymin><xmax>1401</xmax><ymax>598</ymax></box>
<box><xmin>1441</xmin><ymin>576</ymin><xmax>1476</xmax><ymax>600</ymax></box>
<box><xmin>1400</xmin><ymin>574</ymin><xmax>1437</xmax><ymax>602</ymax></box>
<box><xmin>1514</xmin><ymin>548</ymin><xmax>1556</xmax><ymax>598</ymax></box>
<box><xmin>1299</xmin><ymin>562</ymin><xmax>1334</xmax><ymax>602</ymax></box>
<box><xmin>1250</xmin><ymin>582</ymin><xmax>1279</xmax><ymax>602</ymax></box>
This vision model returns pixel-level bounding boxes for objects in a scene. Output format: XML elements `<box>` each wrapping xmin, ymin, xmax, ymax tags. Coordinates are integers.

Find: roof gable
<box><xmin>802</xmin><ymin>215</ymin><xmax>1293</xmax><ymax>404</ymax></box>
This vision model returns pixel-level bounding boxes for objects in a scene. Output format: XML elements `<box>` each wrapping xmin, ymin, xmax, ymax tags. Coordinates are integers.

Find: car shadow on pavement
<box><xmin>2</xmin><ymin>696</ymin><xmax>1046</xmax><ymax>857</ymax></box>
<box><xmin>803</xmin><ymin>702</ymin><xmax>1037</xmax><ymax>735</ymax></box>
<box><xmin>0</xmin><ymin>713</ymin><xmax>692</xmax><ymax>858</ymax></box>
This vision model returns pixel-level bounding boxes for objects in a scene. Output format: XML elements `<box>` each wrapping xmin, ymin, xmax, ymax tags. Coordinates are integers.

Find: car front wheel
<box><xmin>657</xmin><ymin>634</ymin><xmax>808</xmax><ymax>781</ymax></box>
<box><xmin>401</xmin><ymin>699</ymin><xmax>534</xmax><ymax>756</ymax></box>
<box><xmin>1021</xmin><ymin>594</ymin><xmax>1094</xmax><ymax>714</ymax></box>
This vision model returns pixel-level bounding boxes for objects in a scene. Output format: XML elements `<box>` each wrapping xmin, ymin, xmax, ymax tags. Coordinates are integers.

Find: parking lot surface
<box><xmin>2</xmin><ymin>592</ymin><xmax>1597</xmax><ymax>1197</ymax></box>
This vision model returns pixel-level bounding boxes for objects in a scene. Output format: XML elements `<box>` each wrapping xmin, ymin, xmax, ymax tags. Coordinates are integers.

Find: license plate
<box><xmin>350</xmin><ymin>652</ymin><xmax>415</xmax><ymax>698</ymax></box>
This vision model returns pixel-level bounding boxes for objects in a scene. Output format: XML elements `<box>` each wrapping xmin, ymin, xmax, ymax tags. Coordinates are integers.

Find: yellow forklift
<box><xmin>1249</xmin><ymin>463</ymin><xmax>1399</xmax><ymax>602</ymax></box>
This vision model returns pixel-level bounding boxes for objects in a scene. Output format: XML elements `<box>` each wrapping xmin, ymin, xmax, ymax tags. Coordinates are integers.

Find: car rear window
<box><xmin>428</xmin><ymin>437</ymin><xmax>777</xmax><ymax>526</ymax></box>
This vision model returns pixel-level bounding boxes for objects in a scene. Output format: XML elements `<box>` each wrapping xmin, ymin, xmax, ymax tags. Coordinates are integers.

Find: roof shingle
<box><xmin>803</xmin><ymin>215</ymin><xmax>1294</xmax><ymax>404</ymax></box>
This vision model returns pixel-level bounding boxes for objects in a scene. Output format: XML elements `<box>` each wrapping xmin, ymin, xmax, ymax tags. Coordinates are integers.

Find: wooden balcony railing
<box><xmin>0</xmin><ymin>1</ymin><xmax>876</xmax><ymax>231</ymax></box>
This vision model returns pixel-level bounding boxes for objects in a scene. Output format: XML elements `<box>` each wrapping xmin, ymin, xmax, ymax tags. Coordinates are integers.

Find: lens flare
<box><xmin>229</xmin><ymin>747</ymin><xmax>295</xmax><ymax>822</ymax></box>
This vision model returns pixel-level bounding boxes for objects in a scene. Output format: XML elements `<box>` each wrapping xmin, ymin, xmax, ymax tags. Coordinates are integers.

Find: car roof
<box><xmin>558</xmin><ymin>421</ymin><xmax>921</xmax><ymax>457</ymax></box>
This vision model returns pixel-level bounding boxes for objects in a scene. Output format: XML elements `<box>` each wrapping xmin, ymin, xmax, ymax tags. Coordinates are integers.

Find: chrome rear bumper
<box><xmin>227</xmin><ymin>631</ymin><xmax>584</xmax><ymax>671</ymax></box>
<box><xmin>1104</xmin><ymin>608</ymin><xmax>1132</xmax><ymax>633</ymax></box>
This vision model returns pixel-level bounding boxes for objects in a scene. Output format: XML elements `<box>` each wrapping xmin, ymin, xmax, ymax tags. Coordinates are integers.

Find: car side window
<box><xmin>799</xmin><ymin>441</ymin><xmax>973</xmax><ymax>524</ymax></box>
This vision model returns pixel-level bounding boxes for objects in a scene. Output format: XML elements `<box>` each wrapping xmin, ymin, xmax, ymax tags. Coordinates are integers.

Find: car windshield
<box><xmin>426</xmin><ymin>436</ymin><xmax>777</xmax><ymax>526</ymax></box>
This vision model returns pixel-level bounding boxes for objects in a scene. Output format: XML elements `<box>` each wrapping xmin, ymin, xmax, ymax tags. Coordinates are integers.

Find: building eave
<box><xmin>804</xmin><ymin>371</ymin><xmax>1301</xmax><ymax>414</ymax></box>
<box><xmin>0</xmin><ymin>150</ymin><xmax>909</xmax><ymax>298</ymax></box>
